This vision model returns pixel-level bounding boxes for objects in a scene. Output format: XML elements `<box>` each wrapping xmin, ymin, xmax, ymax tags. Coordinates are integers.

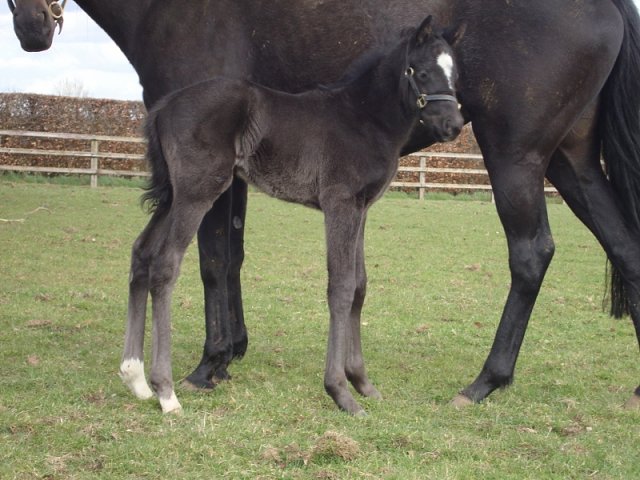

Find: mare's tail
<box><xmin>601</xmin><ymin>0</ymin><xmax>640</xmax><ymax>317</ymax></box>
<box><xmin>141</xmin><ymin>106</ymin><xmax>173</xmax><ymax>213</ymax></box>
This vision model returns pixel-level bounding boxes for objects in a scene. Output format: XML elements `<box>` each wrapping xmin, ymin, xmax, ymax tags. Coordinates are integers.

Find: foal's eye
<box><xmin>417</xmin><ymin>71</ymin><xmax>429</xmax><ymax>80</ymax></box>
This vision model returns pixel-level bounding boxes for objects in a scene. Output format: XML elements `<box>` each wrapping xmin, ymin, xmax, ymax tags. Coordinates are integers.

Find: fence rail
<box><xmin>0</xmin><ymin>129</ymin><xmax>558</xmax><ymax>200</ymax></box>
<box><xmin>0</xmin><ymin>129</ymin><xmax>147</xmax><ymax>188</ymax></box>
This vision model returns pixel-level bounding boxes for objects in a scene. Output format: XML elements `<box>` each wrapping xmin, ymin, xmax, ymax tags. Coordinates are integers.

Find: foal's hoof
<box><xmin>159</xmin><ymin>392</ymin><xmax>183</xmax><ymax>414</ymax></box>
<box><xmin>623</xmin><ymin>394</ymin><xmax>640</xmax><ymax>410</ymax></box>
<box><xmin>451</xmin><ymin>394</ymin><xmax>474</xmax><ymax>409</ymax></box>
<box><xmin>357</xmin><ymin>384</ymin><xmax>383</xmax><ymax>400</ymax></box>
<box><xmin>353</xmin><ymin>409</ymin><xmax>368</xmax><ymax>418</ymax></box>
<box><xmin>119</xmin><ymin>359</ymin><xmax>154</xmax><ymax>400</ymax></box>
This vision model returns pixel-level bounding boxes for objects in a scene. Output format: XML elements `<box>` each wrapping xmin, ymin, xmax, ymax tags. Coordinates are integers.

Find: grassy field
<box><xmin>1</xmin><ymin>180</ymin><xmax>639</xmax><ymax>479</ymax></box>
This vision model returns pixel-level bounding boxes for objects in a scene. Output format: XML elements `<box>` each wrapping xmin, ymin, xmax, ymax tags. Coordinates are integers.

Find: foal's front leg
<box><xmin>346</xmin><ymin>217</ymin><xmax>382</xmax><ymax>400</ymax></box>
<box><xmin>322</xmin><ymin>200</ymin><xmax>370</xmax><ymax>414</ymax></box>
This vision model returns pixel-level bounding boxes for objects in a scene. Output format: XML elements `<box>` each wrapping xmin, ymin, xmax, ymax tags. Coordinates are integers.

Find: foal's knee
<box><xmin>129</xmin><ymin>243</ymin><xmax>150</xmax><ymax>286</ymax></box>
<box><xmin>353</xmin><ymin>272</ymin><xmax>367</xmax><ymax>306</ymax></box>
<box><xmin>148</xmin><ymin>258</ymin><xmax>180</xmax><ymax>295</ymax></box>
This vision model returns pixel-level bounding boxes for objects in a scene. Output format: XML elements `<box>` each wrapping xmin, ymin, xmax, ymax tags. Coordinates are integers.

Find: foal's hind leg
<box><xmin>120</xmin><ymin>207</ymin><xmax>169</xmax><ymax>400</ymax></box>
<box><xmin>345</xmin><ymin>216</ymin><xmax>382</xmax><ymax>400</ymax></box>
<box><xmin>148</xmin><ymin>191</ymin><xmax>230</xmax><ymax>413</ymax></box>
<box><xmin>546</xmin><ymin>107</ymin><xmax>640</xmax><ymax>408</ymax></box>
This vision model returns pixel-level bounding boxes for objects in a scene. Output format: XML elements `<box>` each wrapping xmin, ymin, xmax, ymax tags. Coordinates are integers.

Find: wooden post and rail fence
<box><xmin>0</xmin><ymin>129</ymin><xmax>559</xmax><ymax>201</ymax></box>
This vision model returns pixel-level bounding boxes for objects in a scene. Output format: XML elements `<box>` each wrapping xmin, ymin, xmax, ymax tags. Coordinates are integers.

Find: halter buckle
<box><xmin>48</xmin><ymin>0</ymin><xmax>63</xmax><ymax>19</ymax></box>
<box><xmin>405</xmin><ymin>66</ymin><xmax>429</xmax><ymax>110</ymax></box>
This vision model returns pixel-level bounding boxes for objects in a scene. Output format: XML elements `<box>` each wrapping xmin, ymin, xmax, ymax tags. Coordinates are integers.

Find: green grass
<box><xmin>0</xmin><ymin>171</ymin><xmax>147</xmax><ymax>188</ymax></box>
<box><xmin>1</xmin><ymin>180</ymin><xmax>639</xmax><ymax>479</ymax></box>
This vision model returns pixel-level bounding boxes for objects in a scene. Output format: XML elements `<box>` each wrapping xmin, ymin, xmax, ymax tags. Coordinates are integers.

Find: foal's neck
<box><xmin>340</xmin><ymin>42</ymin><xmax>417</xmax><ymax>139</ymax></box>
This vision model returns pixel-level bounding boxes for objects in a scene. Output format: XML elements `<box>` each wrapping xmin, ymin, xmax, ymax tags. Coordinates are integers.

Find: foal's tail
<box><xmin>600</xmin><ymin>0</ymin><xmax>640</xmax><ymax>317</ymax></box>
<box><xmin>141</xmin><ymin>106</ymin><xmax>173</xmax><ymax>213</ymax></box>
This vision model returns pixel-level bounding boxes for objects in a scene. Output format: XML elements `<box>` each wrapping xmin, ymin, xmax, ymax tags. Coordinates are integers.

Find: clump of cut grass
<box><xmin>311</xmin><ymin>430</ymin><xmax>361</xmax><ymax>462</ymax></box>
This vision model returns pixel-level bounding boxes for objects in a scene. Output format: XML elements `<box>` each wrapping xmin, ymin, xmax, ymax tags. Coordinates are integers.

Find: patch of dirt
<box><xmin>260</xmin><ymin>431</ymin><xmax>361</xmax><ymax>468</ymax></box>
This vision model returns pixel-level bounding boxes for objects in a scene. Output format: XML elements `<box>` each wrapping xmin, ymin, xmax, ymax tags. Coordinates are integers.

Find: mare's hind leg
<box><xmin>453</xmin><ymin>145</ymin><xmax>555</xmax><ymax>406</ymax></box>
<box><xmin>345</xmin><ymin>216</ymin><xmax>382</xmax><ymax>400</ymax></box>
<box><xmin>321</xmin><ymin>197</ymin><xmax>369</xmax><ymax>414</ymax></box>
<box><xmin>545</xmin><ymin>106</ymin><xmax>640</xmax><ymax>408</ymax></box>
<box><xmin>120</xmin><ymin>207</ymin><xmax>169</xmax><ymax>400</ymax></box>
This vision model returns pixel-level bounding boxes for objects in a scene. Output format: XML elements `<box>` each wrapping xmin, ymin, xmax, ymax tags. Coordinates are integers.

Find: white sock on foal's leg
<box><xmin>159</xmin><ymin>391</ymin><xmax>182</xmax><ymax>414</ymax></box>
<box><xmin>119</xmin><ymin>358</ymin><xmax>154</xmax><ymax>400</ymax></box>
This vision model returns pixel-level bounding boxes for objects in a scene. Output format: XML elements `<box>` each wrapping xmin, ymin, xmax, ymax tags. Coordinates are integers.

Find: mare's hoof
<box><xmin>451</xmin><ymin>394</ymin><xmax>474</xmax><ymax>408</ymax></box>
<box><xmin>181</xmin><ymin>378</ymin><xmax>216</xmax><ymax>392</ymax></box>
<box><xmin>623</xmin><ymin>394</ymin><xmax>640</xmax><ymax>410</ymax></box>
<box><xmin>213</xmin><ymin>368</ymin><xmax>232</xmax><ymax>382</ymax></box>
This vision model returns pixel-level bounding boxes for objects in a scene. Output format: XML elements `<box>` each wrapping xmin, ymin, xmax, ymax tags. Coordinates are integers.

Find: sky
<box><xmin>0</xmin><ymin>4</ymin><xmax>142</xmax><ymax>101</ymax></box>
<box><xmin>2</xmin><ymin>1</ymin><xmax>640</xmax><ymax>101</ymax></box>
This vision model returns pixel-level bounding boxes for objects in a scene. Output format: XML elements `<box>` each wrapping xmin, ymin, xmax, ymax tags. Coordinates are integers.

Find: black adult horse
<box><xmin>9</xmin><ymin>0</ymin><xmax>640</xmax><ymax>412</ymax></box>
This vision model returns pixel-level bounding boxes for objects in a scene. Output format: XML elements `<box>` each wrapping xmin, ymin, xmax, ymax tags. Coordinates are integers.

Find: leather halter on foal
<box><xmin>404</xmin><ymin>66</ymin><xmax>458</xmax><ymax>109</ymax></box>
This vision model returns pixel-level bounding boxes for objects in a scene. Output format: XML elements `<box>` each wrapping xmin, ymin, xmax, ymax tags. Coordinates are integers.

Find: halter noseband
<box><xmin>404</xmin><ymin>66</ymin><xmax>458</xmax><ymax>109</ymax></box>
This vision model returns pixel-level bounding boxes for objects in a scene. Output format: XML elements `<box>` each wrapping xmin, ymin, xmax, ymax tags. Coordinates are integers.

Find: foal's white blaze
<box><xmin>437</xmin><ymin>52</ymin><xmax>455</xmax><ymax>90</ymax></box>
<box><xmin>119</xmin><ymin>358</ymin><xmax>154</xmax><ymax>400</ymax></box>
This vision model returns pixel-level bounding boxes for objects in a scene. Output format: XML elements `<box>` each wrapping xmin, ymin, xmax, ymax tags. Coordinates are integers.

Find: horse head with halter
<box><xmin>402</xmin><ymin>15</ymin><xmax>466</xmax><ymax>142</ymax></box>
<box><xmin>8</xmin><ymin>0</ymin><xmax>67</xmax><ymax>52</ymax></box>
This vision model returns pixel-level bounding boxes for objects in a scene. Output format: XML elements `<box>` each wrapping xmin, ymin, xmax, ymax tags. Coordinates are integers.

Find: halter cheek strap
<box><xmin>404</xmin><ymin>67</ymin><xmax>458</xmax><ymax>109</ymax></box>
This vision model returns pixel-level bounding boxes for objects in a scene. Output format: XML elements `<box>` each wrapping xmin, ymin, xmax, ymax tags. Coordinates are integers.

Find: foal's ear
<box><xmin>414</xmin><ymin>15</ymin><xmax>434</xmax><ymax>45</ymax></box>
<box><xmin>442</xmin><ymin>23</ymin><xmax>467</xmax><ymax>48</ymax></box>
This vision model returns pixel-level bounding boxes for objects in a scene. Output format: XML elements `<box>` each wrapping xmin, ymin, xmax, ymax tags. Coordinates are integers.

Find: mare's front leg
<box><xmin>228</xmin><ymin>178</ymin><xmax>249</xmax><ymax>359</ymax></box>
<box><xmin>321</xmin><ymin>197</ymin><xmax>370</xmax><ymax>414</ymax></box>
<box><xmin>185</xmin><ymin>185</ymin><xmax>234</xmax><ymax>388</ymax></box>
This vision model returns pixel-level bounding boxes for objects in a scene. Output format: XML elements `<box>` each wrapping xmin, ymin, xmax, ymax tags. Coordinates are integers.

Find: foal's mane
<box><xmin>317</xmin><ymin>24</ymin><xmax>446</xmax><ymax>93</ymax></box>
<box><xmin>318</xmin><ymin>27</ymin><xmax>417</xmax><ymax>91</ymax></box>
<box><xmin>318</xmin><ymin>49</ymin><xmax>387</xmax><ymax>91</ymax></box>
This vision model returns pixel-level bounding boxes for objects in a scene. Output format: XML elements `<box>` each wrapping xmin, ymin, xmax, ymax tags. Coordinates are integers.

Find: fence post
<box><xmin>90</xmin><ymin>139</ymin><xmax>99</xmax><ymax>188</ymax></box>
<box><xmin>419</xmin><ymin>155</ymin><xmax>426</xmax><ymax>200</ymax></box>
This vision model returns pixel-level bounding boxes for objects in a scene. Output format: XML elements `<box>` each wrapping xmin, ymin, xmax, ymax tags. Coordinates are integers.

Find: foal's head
<box><xmin>8</xmin><ymin>0</ymin><xmax>65</xmax><ymax>52</ymax></box>
<box><xmin>403</xmin><ymin>16</ymin><xmax>465</xmax><ymax>142</ymax></box>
